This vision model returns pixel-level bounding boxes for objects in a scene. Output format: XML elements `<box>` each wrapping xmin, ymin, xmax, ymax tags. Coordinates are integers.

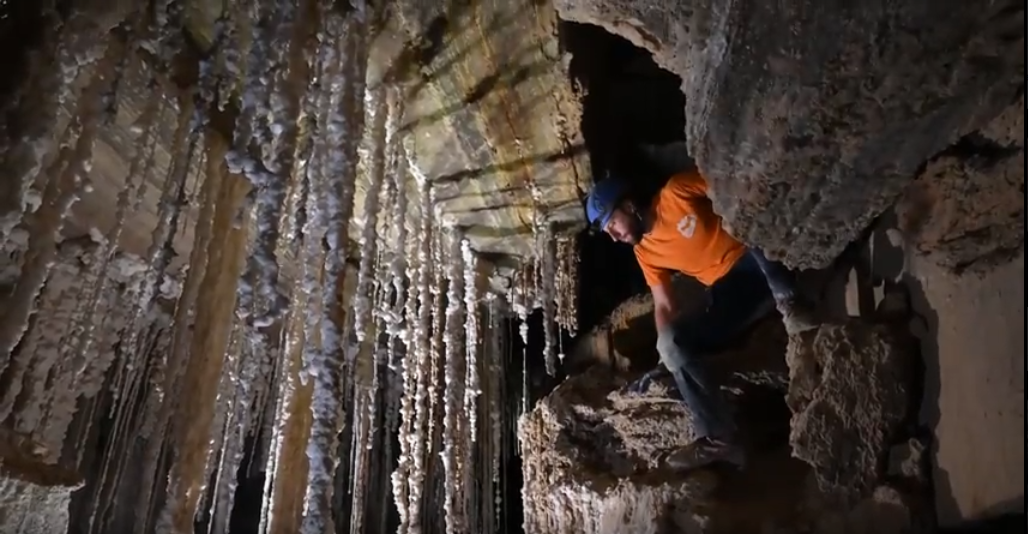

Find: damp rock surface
<box><xmin>909</xmin><ymin>252</ymin><xmax>1025</xmax><ymax>526</ymax></box>
<box><xmin>554</xmin><ymin>0</ymin><xmax>1024</xmax><ymax>269</ymax></box>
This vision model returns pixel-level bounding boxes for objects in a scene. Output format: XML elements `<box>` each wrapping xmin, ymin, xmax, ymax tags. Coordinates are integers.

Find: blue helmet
<box><xmin>585</xmin><ymin>177</ymin><xmax>629</xmax><ymax>230</ymax></box>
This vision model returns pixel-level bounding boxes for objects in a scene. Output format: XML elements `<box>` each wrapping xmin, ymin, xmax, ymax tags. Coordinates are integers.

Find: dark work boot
<box><xmin>777</xmin><ymin>296</ymin><xmax>820</xmax><ymax>335</ymax></box>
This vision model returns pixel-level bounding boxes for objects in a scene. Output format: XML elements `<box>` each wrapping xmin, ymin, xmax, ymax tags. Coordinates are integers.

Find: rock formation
<box><xmin>521</xmin><ymin>275</ymin><xmax>936</xmax><ymax>532</ymax></box>
<box><xmin>896</xmin><ymin>94</ymin><xmax>1025</xmax><ymax>274</ymax></box>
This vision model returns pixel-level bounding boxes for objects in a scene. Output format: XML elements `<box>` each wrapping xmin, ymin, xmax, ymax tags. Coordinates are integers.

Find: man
<box><xmin>585</xmin><ymin>169</ymin><xmax>818</xmax><ymax>470</ymax></box>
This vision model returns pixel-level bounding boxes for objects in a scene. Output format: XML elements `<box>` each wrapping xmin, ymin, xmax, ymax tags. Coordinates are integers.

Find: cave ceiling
<box><xmin>72</xmin><ymin>0</ymin><xmax>589</xmax><ymax>281</ymax></box>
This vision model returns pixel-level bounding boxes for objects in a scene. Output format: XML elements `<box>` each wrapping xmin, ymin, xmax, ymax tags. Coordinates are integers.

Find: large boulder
<box><xmin>555</xmin><ymin>0</ymin><xmax>1024</xmax><ymax>269</ymax></box>
<box><xmin>518</xmin><ymin>366</ymin><xmax>720</xmax><ymax>534</ymax></box>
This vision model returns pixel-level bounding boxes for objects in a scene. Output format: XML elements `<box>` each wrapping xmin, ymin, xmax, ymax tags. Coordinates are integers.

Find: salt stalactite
<box><xmin>228</xmin><ymin>0</ymin><xmax>271</xmax><ymax>158</ymax></box>
<box><xmin>348</xmin><ymin>384</ymin><xmax>371</xmax><ymax>534</ymax></box>
<box><xmin>461</xmin><ymin>239</ymin><xmax>481</xmax><ymax>446</ymax></box>
<box><xmin>356</xmin><ymin>176</ymin><xmax>396</xmax><ymax>534</ymax></box>
<box><xmin>127</xmin><ymin>92</ymin><xmax>202</xmax><ymax>533</ymax></box>
<box><xmin>260</xmin><ymin>290</ymin><xmax>311</xmax><ymax>534</ymax></box>
<box><xmin>205</xmin><ymin>322</ymin><xmax>248</xmax><ymax>534</ymax></box>
<box><xmin>540</xmin><ymin>223</ymin><xmax>558</xmax><ymax>375</ymax></box>
<box><xmin>405</xmin><ymin>181</ymin><xmax>433</xmax><ymax>534</ymax></box>
<box><xmin>392</xmin><ymin>153</ymin><xmax>429</xmax><ymax>530</ymax></box>
<box><xmin>425</xmin><ymin>223</ymin><xmax>445</xmax><ymax>431</ymax></box>
<box><xmin>426</xmin><ymin>224</ymin><xmax>447</xmax><ymax>527</ymax></box>
<box><xmin>390</xmin><ymin>210</ymin><xmax>413</xmax><ymax>530</ymax></box>
<box><xmin>508</xmin><ymin>267</ymin><xmax>533</xmax><ymax>418</ymax></box>
<box><xmin>225</xmin><ymin>0</ymin><xmax>298</xmax><ymax>327</ymax></box>
<box><xmin>385</xmin><ymin>89</ymin><xmax>409</xmax><ymax>344</ymax></box>
<box><xmin>350</xmin><ymin>82</ymin><xmax>400</xmax><ymax>534</ymax></box>
<box><xmin>363</xmin><ymin>211</ymin><xmax>392</xmax><ymax>534</ymax></box>
<box><xmin>0</xmin><ymin>33</ymin><xmax>122</xmax><ymax>378</ymax></box>
<box><xmin>555</xmin><ymin>236</ymin><xmax>578</xmax><ymax>337</ymax></box>
<box><xmin>295</xmin><ymin>0</ymin><xmax>335</xmax><ymax>391</ymax></box>
<box><xmin>485</xmin><ymin>297</ymin><xmax>504</xmax><ymax>524</ymax></box>
<box><xmin>352</xmin><ymin>88</ymin><xmax>389</xmax><ymax>341</ymax></box>
<box><xmin>385</xmin><ymin>132</ymin><xmax>411</xmax><ymax>534</ymax></box>
<box><xmin>381</xmin><ymin>378</ymin><xmax>401</xmax><ymax>534</ymax></box>
<box><xmin>301</xmin><ymin>0</ymin><xmax>370</xmax><ymax>530</ymax></box>
<box><xmin>441</xmin><ymin>226</ymin><xmax>468</xmax><ymax>533</ymax></box>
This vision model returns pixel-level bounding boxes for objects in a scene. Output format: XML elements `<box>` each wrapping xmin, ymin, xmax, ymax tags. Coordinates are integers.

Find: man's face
<box><xmin>603</xmin><ymin>202</ymin><xmax>643</xmax><ymax>245</ymax></box>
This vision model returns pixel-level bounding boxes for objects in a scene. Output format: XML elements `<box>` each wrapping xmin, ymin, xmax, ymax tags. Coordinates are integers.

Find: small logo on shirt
<box><xmin>676</xmin><ymin>214</ymin><xmax>697</xmax><ymax>238</ymax></box>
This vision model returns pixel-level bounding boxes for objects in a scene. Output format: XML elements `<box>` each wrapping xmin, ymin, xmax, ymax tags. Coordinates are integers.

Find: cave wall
<box><xmin>912</xmin><ymin>251</ymin><xmax>1024</xmax><ymax>526</ymax></box>
<box><xmin>892</xmin><ymin>96</ymin><xmax>1024</xmax><ymax>524</ymax></box>
<box><xmin>383</xmin><ymin>0</ymin><xmax>591</xmax><ymax>258</ymax></box>
<box><xmin>896</xmin><ymin>94</ymin><xmax>1025</xmax><ymax>274</ymax></box>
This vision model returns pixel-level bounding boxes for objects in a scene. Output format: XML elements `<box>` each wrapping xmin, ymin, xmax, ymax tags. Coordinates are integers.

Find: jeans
<box><xmin>658</xmin><ymin>249</ymin><xmax>797</xmax><ymax>440</ymax></box>
<box><xmin>748</xmin><ymin>247</ymin><xmax>798</xmax><ymax>303</ymax></box>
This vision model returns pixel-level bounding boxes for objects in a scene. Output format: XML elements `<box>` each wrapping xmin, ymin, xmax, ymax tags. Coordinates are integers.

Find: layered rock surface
<box><xmin>374</xmin><ymin>0</ymin><xmax>591</xmax><ymax>258</ymax></box>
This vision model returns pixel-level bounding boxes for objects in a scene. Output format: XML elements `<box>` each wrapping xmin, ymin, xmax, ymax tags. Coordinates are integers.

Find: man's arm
<box><xmin>651</xmin><ymin>282</ymin><xmax>676</xmax><ymax>333</ymax></box>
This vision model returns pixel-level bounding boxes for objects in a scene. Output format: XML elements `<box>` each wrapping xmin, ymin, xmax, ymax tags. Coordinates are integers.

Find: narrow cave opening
<box><xmin>560</xmin><ymin>21</ymin><xmax>691</xmax><ymax>335</ymax></box>
<box><xmin>513</xmin><ymin>20</ymin><xmax>693</xmax><ymax>425</ymax></box>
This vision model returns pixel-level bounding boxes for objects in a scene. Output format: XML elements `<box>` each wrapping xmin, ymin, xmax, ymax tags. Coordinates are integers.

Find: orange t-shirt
<box><xmin>634</xmin><ymin>170</ymin><xmax>746</xmax><ymax>287</ymax></box>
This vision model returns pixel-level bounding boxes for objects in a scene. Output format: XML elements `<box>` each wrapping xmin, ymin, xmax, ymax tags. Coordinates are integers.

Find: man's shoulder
<box><xmin>654</xmin><ymin>170</ymin><xmax>707</xmax><ymax>216</ymax></box>
<box><xmin>662</xmin><ymin>169</ymin><xmax>707</xmax><ymax>192</ymax></box>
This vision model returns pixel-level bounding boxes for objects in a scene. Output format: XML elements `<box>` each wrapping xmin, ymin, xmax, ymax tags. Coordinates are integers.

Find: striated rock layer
<box><xmin>555</xmin><ymin>0</ymin><xmax>1024</xmax><ymax>269</ymax></box>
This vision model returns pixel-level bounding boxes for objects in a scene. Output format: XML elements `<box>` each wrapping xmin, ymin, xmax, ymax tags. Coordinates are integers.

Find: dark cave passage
<box><xmin>559</xmin><ymin>21</ymin><xmax>692</xmax><ymax>337</ymax></box>
<box><xmin>512</xmin><ymin>19</ymin><xmax>693</xmax><ymax>424</ymax></box>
